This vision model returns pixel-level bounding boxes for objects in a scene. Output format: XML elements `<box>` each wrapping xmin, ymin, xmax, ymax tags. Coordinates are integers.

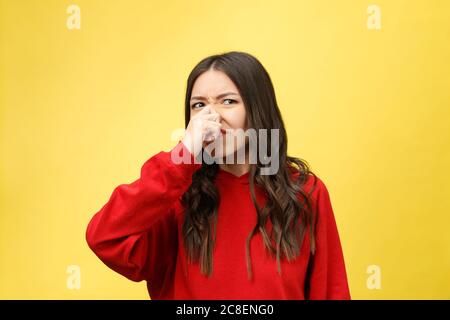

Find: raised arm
<box><xmin>86</xmin><ymin>141</ymin><xmax>201</xmax><ymax>289</ymax></box>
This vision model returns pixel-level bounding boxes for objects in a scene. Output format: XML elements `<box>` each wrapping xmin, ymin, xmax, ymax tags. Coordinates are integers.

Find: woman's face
<box><xmin>190</xmin><ymin>69</ymin><xmax>248</xmax><ymax>159</ymax></box>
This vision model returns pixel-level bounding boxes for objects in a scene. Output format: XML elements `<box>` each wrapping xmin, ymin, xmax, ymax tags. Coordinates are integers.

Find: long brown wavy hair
<box><xmin>181</xmin><ymin>51</ymin><xmax>318</xmax><ymax>280</ymax></box>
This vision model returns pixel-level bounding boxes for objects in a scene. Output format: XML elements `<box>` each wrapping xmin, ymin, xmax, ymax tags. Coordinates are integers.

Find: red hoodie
<box><xmin>86</xmin><ymin>141</ymin><xmax>351</xmax><ymax>300</ymax></box>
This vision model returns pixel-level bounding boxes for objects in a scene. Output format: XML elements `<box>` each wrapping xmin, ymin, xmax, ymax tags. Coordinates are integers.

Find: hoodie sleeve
<box><xmin>305</xmin><ymin>177</ymin><xmax>351</xmax><ymax>300</ymax></box>
<box><xmin>85</xmin><ymin>141</ymin><xmax>201</xmax><ymax>292</ymax></box>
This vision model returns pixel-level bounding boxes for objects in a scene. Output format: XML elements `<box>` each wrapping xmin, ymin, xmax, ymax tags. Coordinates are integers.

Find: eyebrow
<box><xmin>190</xmin><ymin>92</ymin><xmax>240</xmax><ymax>101</ymax></box>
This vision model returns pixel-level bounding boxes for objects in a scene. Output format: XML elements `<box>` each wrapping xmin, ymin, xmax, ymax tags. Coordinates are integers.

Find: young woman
<box><xmin>86</xmin><ymin>51</ymin><xmax>351</xmax><ymax>300</ymax></box>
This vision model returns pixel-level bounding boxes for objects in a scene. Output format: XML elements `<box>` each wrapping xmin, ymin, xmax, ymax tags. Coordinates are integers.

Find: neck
<box><xmin>218</xmin><ymin>150</ymin><xmax>251</xmax><ymax>176</ymax></box>
<box><xmin>219</xmin><ymin>162</ymin><xmax>250</xmax><ymax>177</ymax></box>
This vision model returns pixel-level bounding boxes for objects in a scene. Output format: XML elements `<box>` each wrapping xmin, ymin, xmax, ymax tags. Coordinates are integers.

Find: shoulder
<box><xmin>288</xmin><ymin>169</ymin><xmax>333</xmax><ymax>219</ymax></box>
<box><xmin>289</xmin><ymin>167</ymin><xmax>329</xmax><ymax>200</ymax></box>
<box><xmin>306</xmin><ymin>174</ymin><xmax>329</xmax><ymax>199</ymax></box>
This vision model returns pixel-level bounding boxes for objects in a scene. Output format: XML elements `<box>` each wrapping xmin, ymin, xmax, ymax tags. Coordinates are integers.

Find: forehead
<box><xmin>191</xmin><ymin>69</ymin><xmax>240</xmax><ymax>96</ymax></box>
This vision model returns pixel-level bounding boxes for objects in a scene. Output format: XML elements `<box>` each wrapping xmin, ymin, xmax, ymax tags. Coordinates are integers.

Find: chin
<box><xmin>204</xmin><ymin>147</ymin><xmax>234</xmax><ymax>160</ymax></box>
<box><xmin>204</xmin><ymin>142</ymin><xmax>247</xmax><ymax>164</ymax></box>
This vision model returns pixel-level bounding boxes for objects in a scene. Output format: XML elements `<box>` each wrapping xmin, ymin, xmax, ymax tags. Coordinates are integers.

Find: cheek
<box><xmin>228</xmin><ymin>105</ymin><xmax>247</xmax><ymax>130</ymax></box>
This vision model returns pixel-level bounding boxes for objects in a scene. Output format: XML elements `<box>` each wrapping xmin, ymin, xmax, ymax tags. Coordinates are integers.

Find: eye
<box><xmin>223</xmin><ymin>99</ymin><xmax>237</xmax><ymax>105</ymax></box>
<box><xmin>191</xmin><ymin>102</ymin><xmax>204</xmax><ymax>109</ymax></box>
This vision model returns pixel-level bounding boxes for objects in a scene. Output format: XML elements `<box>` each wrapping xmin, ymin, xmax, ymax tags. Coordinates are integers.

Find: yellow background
<box><xmin>1</xmin><ymin>0</ymin><xmax>449</xmax><ymax>299</ymax></box>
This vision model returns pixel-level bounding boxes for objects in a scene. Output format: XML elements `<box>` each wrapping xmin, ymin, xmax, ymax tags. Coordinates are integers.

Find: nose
<box><xmin>206</xmin><ymin>97</ymin><xmax>221</xmax><ymax>114</ymax></box>
<box><xmin>206</xmin><ymin>103</ymin><xmax>223</xmax><ymax>126</ymax></box>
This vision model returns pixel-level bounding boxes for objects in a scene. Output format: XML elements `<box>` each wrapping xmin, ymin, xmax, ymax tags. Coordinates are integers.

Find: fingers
<box><xmin>195</xmin><ymin>105</ymin><xmax>221</xmax><ymax>120</ymax></box>
<box><xmin>203</xmin><ymin>120</ymin><xmax>222</xmax><ymax>142</ymax></box>
<box><xmin>188</xmin><ymin>104</ymin><xmax>223</xmax><ymax>144</ymax></box>
<box><xmin>204</xmin><ymin>120</ymin><xmax>222</xmax><ymax>130</ymax></box>
<box><xmin>203</xmin><ymin>113</ymin><xmax>221</xmax><ymax>122</ymax></box>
